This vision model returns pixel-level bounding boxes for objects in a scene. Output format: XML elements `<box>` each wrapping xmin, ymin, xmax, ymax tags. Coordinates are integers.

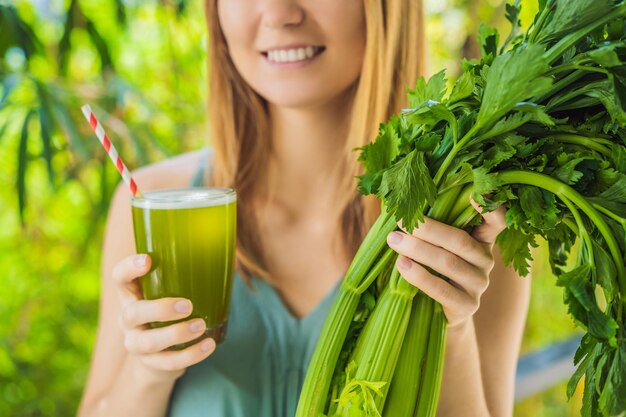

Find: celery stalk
<box><xmin>295</xmin><ymin>210</ymin><xmax>399</xmax><ymax>417</ymax></box>
<box><xmin>414</xmin><ymin>304</ymin><xmax>448</xmax><ymax>417</ymax></box>
<box><xmin>382</xmin><ymin>293</ymin><xmax>434</xmax><ymax>417</ymax></box>
<box><xmin>334</xmin><ymin>269</ymin><xmax>418</xmax><ymax>416</ymax></box>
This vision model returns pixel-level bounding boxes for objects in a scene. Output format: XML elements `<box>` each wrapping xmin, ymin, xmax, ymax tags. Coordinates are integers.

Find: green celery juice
<box><xmin>131</xmin><ymin>188</ymin><xmax>236</xmax><ymax>346</ymax></box>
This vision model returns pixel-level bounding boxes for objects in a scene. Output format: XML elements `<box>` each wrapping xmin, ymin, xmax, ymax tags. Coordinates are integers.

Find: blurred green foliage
<box><xmin>0</xmin><ymin>0</ymin><xmax>582</xmax><ymax>416</ymax></box>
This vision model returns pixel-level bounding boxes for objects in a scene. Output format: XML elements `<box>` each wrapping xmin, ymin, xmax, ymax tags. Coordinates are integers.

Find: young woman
<box><xmin>78</xmin><ymin>1</ymin><xmax>531</xmax><ymax>416</ymax></box>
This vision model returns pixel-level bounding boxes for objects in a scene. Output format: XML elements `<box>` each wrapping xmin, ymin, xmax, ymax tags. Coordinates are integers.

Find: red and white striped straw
<box><xmin>80</xmin><ymin>104</ymin><xmax>143</xmax><ymax>198</ymax></box>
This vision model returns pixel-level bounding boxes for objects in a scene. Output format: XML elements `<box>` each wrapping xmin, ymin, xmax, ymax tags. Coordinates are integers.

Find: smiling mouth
<box><xmin>262</xmin><ymin>46</ymin><xmax>326</xmax><ymax>63</ymax></box>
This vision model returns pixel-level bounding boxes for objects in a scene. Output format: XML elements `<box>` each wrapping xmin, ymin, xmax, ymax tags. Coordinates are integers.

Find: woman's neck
<box><xmin>261</xmin><ymin>92</ymin><xmax>354</xmax><ymax>218</ymax></box>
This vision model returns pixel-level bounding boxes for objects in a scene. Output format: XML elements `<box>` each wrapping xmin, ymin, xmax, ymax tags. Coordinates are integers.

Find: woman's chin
<box><xmin>260</xmin><ymin>85</ymin><xmax>354</xmax><ymax>111</ymax></box>
<box><xmin>262</xmin><ymin>92</ymin><xmax>330</xmax><ymax>110</ymax></box>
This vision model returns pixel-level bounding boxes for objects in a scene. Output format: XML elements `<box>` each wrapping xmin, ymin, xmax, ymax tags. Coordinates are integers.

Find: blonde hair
<box><xmin>204</xmin><ymin>0</ymin><xmax>425</xmax><ymax>281</ymax></box>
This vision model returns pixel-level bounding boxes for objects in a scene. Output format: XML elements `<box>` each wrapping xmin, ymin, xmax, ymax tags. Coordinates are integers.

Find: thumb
<box><xmin>469</xmin><ymin>197</ymin><xmax>507</xmax><ymax>245</ymax></box>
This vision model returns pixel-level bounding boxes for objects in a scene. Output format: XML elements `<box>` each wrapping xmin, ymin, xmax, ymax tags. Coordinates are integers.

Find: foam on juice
<box><xmin>131</xmin><ymin>188</ymin><xmax>236</xmax><ymax>210</ymax></box>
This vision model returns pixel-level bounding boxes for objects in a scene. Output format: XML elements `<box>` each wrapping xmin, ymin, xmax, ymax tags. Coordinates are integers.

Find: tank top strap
<box><xmin>189</xmin><ymin>148</ymin><xmax>214</xmax><ymax>187</ymax></box>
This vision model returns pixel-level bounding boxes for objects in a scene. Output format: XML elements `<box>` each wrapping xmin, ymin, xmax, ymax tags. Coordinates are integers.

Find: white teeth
<box><xmin>266</xmin><ymin>47</ymin><xmax>319</xmax><ymax>63</ymax></box>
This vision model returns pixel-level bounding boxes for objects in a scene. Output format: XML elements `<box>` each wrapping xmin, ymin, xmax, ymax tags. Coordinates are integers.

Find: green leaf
<box><xmin>512</xmin><ymin>102</ymin><xmax>555</xmax><ymax>127</ymax></box>
<box><xmin>0</xmin><ymin>73</ymin><xmax>20</xmax><ymax>108</ymax></box>
<box><xmin>174</xmin><ymin>0</ymin><xmax>190</xmax><ymax>16</ymax></box>
<box><xmin>413</xmin><ymin>132</ymin><xmax>441</xmax><ymax>153</ymax></box>
<box><xmin>519</xmin><ymin>186</ymin><xmax>545</xmax><ymax>228</ymax></box>
<box><xmin>495</xmin><ymin>226</ymin><xmax>537</xmax><ymax>276</ymax></box>
<box><xmin>357</xmin><ymin>172</ymin><xmax>383</xmax><ymax>196</ymax></box>
<box><xmin>440</xmin><ymin>162</ymin><xmax>474</xmax><ymax>192</ymax></box>
<box><xmin>545</xmin><ymin>221</ymin><xmax>575</xmax><ymax>275</ymax></box>
<box><xmin>611</xmin><ymin>144</ymin><xmax>626</xmax><ymax>173</ymax></box>
<box><xmin>35</xmin><ymin>82</ymin><xmax>57</xmax><ymax>186</ymax></box>
<box><xmin>478</xmin><ymin>24</ymin><xmax>499</xmax><ymax>59</ymax></box>
<box><xmin>588</xmin><ymin>172</ymin><xmax>626</xmax><ymax>217</ymax></box>
<box><xmin>114</xmin><ymin>0</ymin><xmax>127</xmax><ymax>25</ymax></box>
<box><xmin>38</xmin><ymin>106</ymin><xmax>55</xmax><ymax>186</ymax></box>
<box><xmin>476</xmin><ymin>45</ymin><xmax>552</xmax><ymax>132</ymax></box>
<box><xmin>598</xmin><ymin>344</ymin><xmax>626</xmax><ymax>415</ymax></box>
<box><xmin>0</xmin><ymin>5</ymin><xmax>42</xmax><ymax>59</ymax></box>
<box><xmin>597</xmin><ymin>172</ymin><xmax>626</xmax><ymax>202</ymax></box>
<box><xmin>500</xmin><ymin>1</ymin><xmax>522</xmax><ymax>52</ymax></box>
<box><xmin>480</xmin><ymin>112</ymin><xmax>535</xmax><ymax>141</ymax></box>
<box><xmin>471</xmin><ymin>166</ymin><xmax>502</xmax><ymax>205</ymax></box>
<box><xmin>588</xmin><ymin>43</ymin><xmax>624</xmax><ymax>68</ymax></box>
<box><xmin>574</xmin><ymin>333</ymin><xmax>598</xmax><ymax>366</ymax></box>
<box><xmin>542</xmin><ymin>191</ymin><xmax>560</xmax><ymax>230</ymax></box>
<box><xmin>85</xmin><ymin>18</ymin><xmax>115</xmax><ymax>72</ymax></box>
<box><xmin>0</xmin><ymin>116</ymin><xmax>12</xmax><ymax>146</ymax></box>
<box><xmin>553</xmin><ymin>157</ymin><xmax>589</xmax><ymax>185</ymax></box>
<box><xmin>405</xmin><ymin>102</ymin><xmax>457</xmax><ymax>140</ymax></box>
<box><xmin>407</xmin><ymin>70</ymin><xmax>447</xmax><ymax>107</ymax></box>
<box><xmin>479</xmin><ymin>135</ymin><xmax>525</xmax><ymax>170</ymax></box>
<box><xmin>432</xmin><ymin>113</ymin><xmax>476</xmax><ymax>161</ymax></box>
<box><xmin>377</xmin><ymin>150</ymin><xmax>436</xmax><ymax>233</ymax></box>
<box><xmin>539</xmin><ymin>0</ymin><xmax>613</xmax><ymax>42</ymax></box>
<box><xmin>585</xmin><ymin>79</ymin><xmax>626</xmax><ymax>125</ymax></box>
<box><xmin>58</xmin><ymin>0</ymin><xmax>78</xmax><ymax>75</ymax></box>
<box><xmin>17</xmin><ymin>110</ymin><xmax>34</xmax><ymax>226</ymax></box>
<box><xmin>591</xmin><ymin>240</ymin><xmax>616</xmax><ymax>306</ymax></box>
<box><xmin>52</xmin><ymin>103</ymin><xmax>89</xmax><ymax>160</ymax></box>
<box><xmin>358</xmin><ymin>120</ymin><xmax>400</xmax><ymax>173</ymax></box>
<box><xmin>517</xmin><ymin>187</ymin><xmax>559</xmax><ymax>231</ymax></box>
<box><xmin>567</xmin><ymin>340</ymin><xmax>599</xmax><ymax>399</ymax></box>
<box><xmin>557</xmin><ymin>265</ymin><xmax>618</xmax><ymax>345</ymax></box>
<box><xmin>447</xmin><ymin>72</ymin><xmax>475</xmax><ymax>104</ymax></box>
<box><xmin>581</xmin><ymin>366</ymin><xmax>600</xmax><ymax>417</ymax></box>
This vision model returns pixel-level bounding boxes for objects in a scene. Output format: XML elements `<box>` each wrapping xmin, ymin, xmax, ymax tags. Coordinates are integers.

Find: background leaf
<box><xmin>0</xmin><ymin>1</ymin><xmax>588</xmax><ymax>416</ymax></box>
<box><xmin>17</xmin><ymin>110</ymin><xmax>34</xmax><ymax>226</ymax></box>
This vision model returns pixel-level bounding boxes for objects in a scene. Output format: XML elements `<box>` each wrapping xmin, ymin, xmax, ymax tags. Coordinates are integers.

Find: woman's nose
<box><xmin>261</xmin><ymin>0</ymin><xmax>305</xmax><ymax>29</ymax></box>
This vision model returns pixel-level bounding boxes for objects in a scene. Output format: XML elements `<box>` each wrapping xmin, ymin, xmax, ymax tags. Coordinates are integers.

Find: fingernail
<box><xmin>134</xmin><ymin>254</ymin><xmax>147</xmax><ymax>268</ymax></box>
<box><xmin>189</xmin><ymin>320</ymin><xmax>205</xmax><ymax>333</ymax></box>
<box><xmin>388</xmin><ymin>232</ymin><xmax>403</xmax><ymax>245</ymax></box>
<box><xmin>200</xmin><ymin>339</ymin><xmax>215</xmax><ymax>352</ymax></box>
<box><xmin>174</xmin><ymin>299</ymin><xmax>192</xmax><ymax>314</ymax></box>
<box><xmin>397</xmin><ymin>257</ymin><xmax>412</xmax><ymax>270</ymax></box>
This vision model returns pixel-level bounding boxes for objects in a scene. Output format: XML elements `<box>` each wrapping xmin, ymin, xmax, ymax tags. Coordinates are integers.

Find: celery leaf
<box><xmin>407</xmin><ymin>70</ymin><xmax>447</xmax><ymax>107</ymax></box>
<box><xmin>377</xmin><ymin>150</ymin><xmax>436</xmax><ymax>233</ymax></box>
<box><xmin>476</xmin><ymin>45</ymin><xmax>552</xmax><ymax>131</ymax></box>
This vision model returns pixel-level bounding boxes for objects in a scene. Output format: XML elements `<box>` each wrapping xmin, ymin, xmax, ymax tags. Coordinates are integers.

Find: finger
<box><xmin>469</xmin><ymin>198</ymin><xmax>507</xmax><ymax>245</ymax></box>
<box><xmin>387</xmin><ymin>232</ymin><xmax>489</xmax><ymax>295</ymax></box>
<box><xmin>124</xmin><ymin>318</ymin><xmax>207</xmax><ymax>354</ymax></box>
<box><xmin>121</xmin><ymin>298</ymin><xmax>193</xmax><ymax>329</ymax></box>
<box><xmin>396</xmin><ymin>256</ymin><xmax>472</xmax><ymax>313</ymax></box>
<box><xmin>140</xmin><ymin>338</ymin><xmax>216</xmax><ymax>372</ymax></box>
<box><xmin>112</xmin><ymin>254</ymin><xmax>152</xmax><ymax>304</ymax></box>
<box><xmin>397</xmin><ymin>256</ymin><xmax>477</xmax><ymax>317</ymax></box>
<box><xmin>397</xmin><ymin>217</ymin><xmax>493</xmax><ymax>271</ymax></box>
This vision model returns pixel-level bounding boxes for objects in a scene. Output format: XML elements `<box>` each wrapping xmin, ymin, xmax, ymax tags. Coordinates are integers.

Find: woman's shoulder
<box><xmin>107</xmin><ymin>148</ymin><xmax>213</xmax><ymax>214</ymax></box>
<box><xmin>132</xmin><ymin>148</ymin><xmax>213</xmax><ymax>190</ymax></box>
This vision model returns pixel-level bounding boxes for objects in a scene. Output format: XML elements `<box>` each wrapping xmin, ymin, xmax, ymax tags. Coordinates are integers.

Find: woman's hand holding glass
<box><xmin>112</xmin><ymin>253</ymin><xmax>216</xmax><ymax>382</ymax></box>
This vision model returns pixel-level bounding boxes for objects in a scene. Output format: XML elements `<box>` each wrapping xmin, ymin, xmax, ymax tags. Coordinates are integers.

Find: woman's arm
<box><xmin>78</xmin><ymin>182</ymin><xmax>180</xmax><ymax>417</ymax></box>
<box><xmin>473</xmin><ymin>245</ymin><xmax>531</xmax><ymax>416</ymax></box>
<box><xmin>437</xmin><ymin>246</ymin><xmax>530</xmax><ymax>417</ymax></box>
<box><xmin>78</xmin><ymin>150</ymin><xmax>210</xmax><ymax>417</ymax></box>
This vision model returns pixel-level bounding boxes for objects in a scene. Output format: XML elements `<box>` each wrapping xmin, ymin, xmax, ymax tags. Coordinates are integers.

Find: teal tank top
<box><xmin>167</xmin><ymin>149</ymin><xmax>340</xmax><ymax>417</ymax></box>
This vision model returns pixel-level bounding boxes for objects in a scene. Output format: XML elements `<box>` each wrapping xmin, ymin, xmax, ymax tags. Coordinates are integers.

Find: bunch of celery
<box><xmin>296</xmin><ymin>0</ymin><xmax>626</xmax><ymax>416</ymax></box>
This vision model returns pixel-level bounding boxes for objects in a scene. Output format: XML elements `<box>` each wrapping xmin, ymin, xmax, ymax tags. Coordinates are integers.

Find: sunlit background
<box><xmin>0</xmin><ymin>0</ymin><xmax>583</xmax><ymax>415</ymax></box>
